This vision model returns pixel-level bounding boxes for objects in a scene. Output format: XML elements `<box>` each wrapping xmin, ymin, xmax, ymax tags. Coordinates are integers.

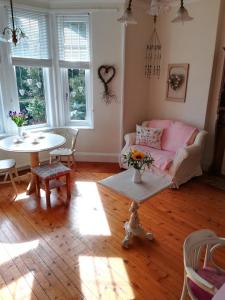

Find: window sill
<box><xmin>0</xmin><ymin>124</ymin><xmax>94</xmax><ymax>139</ymax></box>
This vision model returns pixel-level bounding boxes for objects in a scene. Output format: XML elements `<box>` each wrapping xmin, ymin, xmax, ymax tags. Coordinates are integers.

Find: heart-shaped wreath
<box><xmin>98</xmin><ymin>65</ymin><xmax>116</xmax><ymax>104</ymax></box>
<box><xmin>168</xmin><ymin>73</ymin><xmax>184</xmax><ymax>91</ymax></box>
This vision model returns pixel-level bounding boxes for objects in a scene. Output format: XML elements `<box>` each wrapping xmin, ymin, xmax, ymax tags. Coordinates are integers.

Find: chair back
<box><xmin>182</xmin><ymin>229</ymin><xmax>224</xmax><ymax>299</ymax></box>
<box><xmin>184</xmin><ymin>229</ymin><xmax>219</xmax><ymax>272</ymax></box>
<box><xmin>52</xmin><ymin>128</ymin><xmax>79</xmax><ymax>150</ymax></box>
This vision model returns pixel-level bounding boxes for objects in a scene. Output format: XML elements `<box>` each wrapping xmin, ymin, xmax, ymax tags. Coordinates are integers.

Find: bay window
<box><xmin>0</xmin><ymin>6</ymin><xmax>92</xmax><ymax>134</ymax></box>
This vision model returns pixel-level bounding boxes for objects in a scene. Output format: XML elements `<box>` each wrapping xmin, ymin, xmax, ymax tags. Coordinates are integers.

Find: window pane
<box><xmin>68</xmin><ymin>69</ymin><xmax>86</xmax><ymax>121</ymax></box>
<box><xmin>57</xmin><ymin>15</ymin><xmax>90</xmax><ymax>62</ymax></box>
<box><xmin>15</xmin><ymin>66</ymin><xmax>47</xmax><ymax>126</ymax></box>
<box><xmin>10</xmin><ymin>10</ymin><xmax>49</xmax><ymax>59</ymax></box>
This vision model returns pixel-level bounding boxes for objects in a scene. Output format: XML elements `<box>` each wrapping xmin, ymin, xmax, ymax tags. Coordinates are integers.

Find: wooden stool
<box><xmin>31</xmin><ymin>163</ymin><xmax>71</xmax><ymax>207</ymax></box>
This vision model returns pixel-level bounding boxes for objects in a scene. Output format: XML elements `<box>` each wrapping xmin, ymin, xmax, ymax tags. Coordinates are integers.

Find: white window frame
<box><xmin>61</xmin><ymin>68</ymin><xmax>92</xmax><ymax>127</ymax></box>
<box><xmin>56</xmin><ymin>14</ymin><xmax>93</xmax><ymax>128</ymax></box>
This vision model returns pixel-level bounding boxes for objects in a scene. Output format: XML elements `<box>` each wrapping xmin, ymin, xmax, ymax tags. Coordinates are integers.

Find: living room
<box><xmin>0</xmin><ymin>0</ymin><xmax>225</xmax><ymax>299</ymax></box>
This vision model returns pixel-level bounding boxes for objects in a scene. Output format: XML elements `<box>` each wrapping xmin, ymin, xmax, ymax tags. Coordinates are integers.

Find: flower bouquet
<box><xmin>9</xmin><ymin>111</ymin><xmax>27</xmax><ymax>127</ymax></box>
<box><xmin>123</xmin><ymin>150</ymin><xmax>154</xmax><ymax>183</ymax></box>
<box><xmin>9</xmin><ymin>111</ymin><xmax>28</xmax><ymax>137</ymax></box>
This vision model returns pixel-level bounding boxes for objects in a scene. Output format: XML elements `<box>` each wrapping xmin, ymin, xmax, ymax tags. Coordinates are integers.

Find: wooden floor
<box><xmin>0</xmin><ymin>162</ymin><xmax>225</xmax><ymax>300</ymax></box>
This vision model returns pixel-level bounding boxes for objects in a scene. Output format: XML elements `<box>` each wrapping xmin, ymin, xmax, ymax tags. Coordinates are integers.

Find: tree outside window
<box><xmin>15</xmin><ymin>66</ymin><xmax>47</xmax><ymax>125</ymax></box>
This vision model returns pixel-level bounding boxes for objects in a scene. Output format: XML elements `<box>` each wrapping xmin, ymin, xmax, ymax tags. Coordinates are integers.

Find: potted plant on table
<box><xmin>9</xmin><ymin>111</ymin><xmax>28</xmax><ymax>137</ymax></box>
<box><xmin>123</xmin><ymin>150</ymin><xmax>154</xmax><ymax>183</ymax></box>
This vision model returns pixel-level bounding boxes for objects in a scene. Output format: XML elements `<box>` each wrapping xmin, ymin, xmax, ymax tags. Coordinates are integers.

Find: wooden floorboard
<box><xmin>0</xmin><ymin>162</ymin><xmax>225</xmax><ymax>300</ymax></box>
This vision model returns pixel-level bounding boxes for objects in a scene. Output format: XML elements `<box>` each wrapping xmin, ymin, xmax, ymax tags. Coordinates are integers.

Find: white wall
<box><xmin>147</xmin><ymin>0</ymin><xmax>221</xmax><ymax>129</ymax></box>
<box><xmin>123</xmin><ymin>3</ymin><xmax>152</xmax><ymax>135</ymax></box>
<box><xmin>0</xmin><ymin>7</ymin><xmax>124</xmax><ymax>167</ymax></box>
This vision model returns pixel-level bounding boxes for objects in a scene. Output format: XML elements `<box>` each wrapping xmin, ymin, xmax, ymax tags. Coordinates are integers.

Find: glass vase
<box><xmin>17</xmin><ymin>126</ymin><xmax>23</xmax><ymax>137</ymax></box>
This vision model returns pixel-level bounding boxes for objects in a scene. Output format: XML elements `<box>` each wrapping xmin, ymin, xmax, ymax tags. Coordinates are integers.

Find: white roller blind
<box><xmin>10</xmin><ymin>9</ymin><xmax>49</xmax><ymax>60</ymax></box>
<box><xmin>57</xmin><ymin>15</ymin><xmax>90</xmax><ymax>68</ymax></box>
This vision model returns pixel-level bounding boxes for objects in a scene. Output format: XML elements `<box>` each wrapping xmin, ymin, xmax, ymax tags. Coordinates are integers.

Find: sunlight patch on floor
<box><xmin>0</xmin><ymin>240</ymin><xmax>39</xmax><ymax>264</ymax></box>
<box><xmin>14</xmin><ymin>191</ymin><xmax>30</xmax><ymax>201</ymax></box>
<box><xmin>79</xmin><ymin>256</ymin><xmax>134</xmax><ymax>300</ymax></box>
<box><xmin>3</xmin><ymin>271</ymin><xmax>34</xmax><ymax>300</ymax></box>
<box><xmin>75</xmin><ymin>181</ymin><xmax>111</xmax><ymax>236</ymax></box>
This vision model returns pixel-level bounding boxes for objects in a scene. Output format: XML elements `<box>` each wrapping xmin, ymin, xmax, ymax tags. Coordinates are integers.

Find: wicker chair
<box><xmin>181</xmin><ymin>229</ymin><xmax>225</xmax><ymax>300</ymax></box>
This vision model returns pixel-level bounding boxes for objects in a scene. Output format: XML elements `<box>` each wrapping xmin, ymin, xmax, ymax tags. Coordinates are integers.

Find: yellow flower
<box><xmin>131</xmin><ymin>151</ymin><xmax>145</xmax><ymax>160</ymax></box>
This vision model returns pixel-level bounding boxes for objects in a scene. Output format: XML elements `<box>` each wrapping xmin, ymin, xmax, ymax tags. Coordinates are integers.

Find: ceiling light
<box><xmin>2</xmin><ymin>0</ymin><xmax>26</xmax><ymax>46</ymax></box>
<box><xmin>171</xmin><ymin>0</ymin><xmax>194</xmax><ymax>23</ymax></box>
<box><xmin>117</xmin><ymin>0</ymin><xmax>137</xmax><ymax>25</ymax></box>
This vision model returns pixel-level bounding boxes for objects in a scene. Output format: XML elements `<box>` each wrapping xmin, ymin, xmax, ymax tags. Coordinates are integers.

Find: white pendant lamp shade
<box><xmin>172</xmin><ymin>0</ymin><xmax>193</xmax><ymax>23</ymax></box>
<box><xmin>117</xmin><ymin>0</ymin><xmax>137</xmax><ymax>25</ymax></box>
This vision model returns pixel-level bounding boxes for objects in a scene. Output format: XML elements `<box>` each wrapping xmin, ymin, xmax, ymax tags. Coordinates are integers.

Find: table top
<box><xmin>98</xmin><ymin>168</ymin><xmax>172</xmax><ymax>203</ymax></box>
<box><xmin>0</xmin><ymin>132</ymin><xmax>66</xmax><ymax>153</ymax></box>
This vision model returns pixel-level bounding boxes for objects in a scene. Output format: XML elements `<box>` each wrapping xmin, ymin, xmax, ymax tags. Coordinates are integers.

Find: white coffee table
<box><xmin>99</xmin><ymin>168</ymin><xmax>172</xmax><ymax>248</ymax></box>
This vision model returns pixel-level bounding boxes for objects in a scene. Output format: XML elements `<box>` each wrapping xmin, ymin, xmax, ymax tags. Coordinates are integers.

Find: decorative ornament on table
<box><xmin>168</xmin><ymin>73</ymin><xmax>184</xmax><ymax>90</ymax></box>
<box><xmin>123</xmin><ymin>150</ymin><xmax>154</xmax><ymax>183</ymax></box>
<box><xmin>98</xmin><ymin>65</ymin><xmax>116</xmax><ymax>104</ymax></box>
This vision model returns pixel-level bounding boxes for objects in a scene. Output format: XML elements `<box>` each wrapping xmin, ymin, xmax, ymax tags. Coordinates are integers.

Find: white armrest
<box><xmin>186</xmin><ymin>267</ymin><xmax>216</xmax><ymax>294</ymax></box>
<box><xmin>124</xmin><ymin>132</ymin><xmax>136</xmax><ymax>147</ymax></box>
<box><xmin>169</xmin><ymin>144</ymin><xmax>201</xmax><ymax>177</ymax></box>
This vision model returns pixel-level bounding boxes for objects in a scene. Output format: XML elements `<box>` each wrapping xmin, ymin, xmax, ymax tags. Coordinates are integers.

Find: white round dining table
<box><xmin>0</xmin><ymin>132</ymin><xmax>66</xmax><ymax>194</ymax></box>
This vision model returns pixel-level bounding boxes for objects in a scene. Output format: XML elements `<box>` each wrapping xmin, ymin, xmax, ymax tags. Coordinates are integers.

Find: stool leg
<box><xmin>66</xmin><ymin>173</ymin><xmax>71</xmax><ymax>205</ymax></box>
<box><xmin>44</xmin><ymin>179</ymin><xmax>51</xmax><ymax>208</ymax></box>
<box><xmin>36</xmin><ymin>176</ymin><xmax>41</xmax><ymax>199</ymax></box>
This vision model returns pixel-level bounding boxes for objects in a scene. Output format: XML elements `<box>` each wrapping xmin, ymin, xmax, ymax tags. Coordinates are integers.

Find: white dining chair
<box><xmin>181</xmin><ymin>229</ymin><xmax>225</xmax><ymax>300</ymax></box>
<box><xmin>0</xmin><ymin>159</ymin><xmax>18</xmax><ymax>195</ymax></box>
<box><xmin>49</xmin><ymin>128</ymin><xmax>79</xmax><ymax>167</ymax></box>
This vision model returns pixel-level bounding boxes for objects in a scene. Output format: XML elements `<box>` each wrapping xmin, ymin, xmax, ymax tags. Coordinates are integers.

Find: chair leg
<box><xmin>67</xmin><ymin>156</ymin><xmax>71</xmax><ymax>167</ymax></box>
<box><xmin>9</xmin><ymin>170</ymin><xmax>17</xmax><ymax>195</ymax></box>
<box><xmin>180</xmin><ymin>276</ymin><xmax>188</xmax><ymax>300</ymax></box>
<box><xmin>4</xmin><ymin>172</ymin><xmax>9</xmax><ymax>182</ymax></box>
<box><xmin>14</xmin><ymin>167</ymin><xmax>20</xmax><ymax>183</ymax></box>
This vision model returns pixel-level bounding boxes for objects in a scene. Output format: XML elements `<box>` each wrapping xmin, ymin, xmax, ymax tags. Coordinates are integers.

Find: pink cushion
<box><xmin>188</xmin><ymin>267</ymin><xmax>225</xmax><ymax>300</ymax></box>
<box><xmin>131</xmin><ymin>145</ymin><xmax>175</xmax><ymax>171</ymax></box>
<box><xmin>162</xmin><ymin>121</ymin><xmax>197</xmax><ymax>152</ymax></box>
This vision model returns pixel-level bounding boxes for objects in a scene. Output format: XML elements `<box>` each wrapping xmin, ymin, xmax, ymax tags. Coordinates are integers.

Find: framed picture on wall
<box><xmin>166</xmin><ymin>63</ymin><xmax>189</xmax><ymax>102</ymax></box>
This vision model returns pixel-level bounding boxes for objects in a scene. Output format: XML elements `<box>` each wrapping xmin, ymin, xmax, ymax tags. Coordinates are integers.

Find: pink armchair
<box><xmin>120</xmin><ymin>120</ymin><xmax>207</xmax><ymax>188</ymax></box>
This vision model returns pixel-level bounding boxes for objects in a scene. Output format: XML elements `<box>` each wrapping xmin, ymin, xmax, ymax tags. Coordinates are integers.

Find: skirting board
<box><xmin>76</xmin><ymin>152</ymin><xmax>120</xmax><ymax>163</ymax></box>
<box><xmin>13</xmin><ymin>152</ymin><xmax>120</xmax><ymax>170</ymax></box>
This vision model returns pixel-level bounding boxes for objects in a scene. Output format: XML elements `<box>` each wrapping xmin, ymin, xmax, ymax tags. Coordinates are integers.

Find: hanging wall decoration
<box><xmin>166</xmin><ymin>63</ymin><xmax>189</xmax><ymax>102</ymax></box>
<box><xmin>145</xmin><ymin>16</ymin><xmax>162</xmax><ymax>78</ymax></box>
<box><xmin>98</xmin><ymin>65</ymin><xmax>116</xmax><ymax>104</ymax></box>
